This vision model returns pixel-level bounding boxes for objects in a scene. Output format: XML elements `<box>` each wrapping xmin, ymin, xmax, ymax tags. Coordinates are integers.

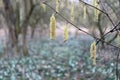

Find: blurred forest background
<box><xmin>0</xmin><ymin>0</ymin><xmax>120</xmax><ymax>80</ymax></box>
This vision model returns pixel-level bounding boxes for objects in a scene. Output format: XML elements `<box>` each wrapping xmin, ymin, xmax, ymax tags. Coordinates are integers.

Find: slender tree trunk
<box><xmin>3</xmin><ymin>0</ymin><xmax>19</xmax><ymax>56</ymax></box>
<box><xmin>21</xmin><ymin>0</ymin><xmax>35</xmax><ymax>56</ymax></box>
<box><xmin>22</xmin><ymin>24</ymin><xmax>28</xmax><ymax>56</ymax></box>
<box><xmin>22</xmin><ymin>0</ymin><xmax>29</xmax><ymax>56</ymax></box>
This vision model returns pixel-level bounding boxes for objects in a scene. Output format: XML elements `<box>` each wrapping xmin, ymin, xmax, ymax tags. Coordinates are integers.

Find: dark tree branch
<box><xmin>44</xmin><ymin>0</ymin><xmax>120</xmax><ymax>79</ymax></box>
<box><xmin>43</xmin><ymin>2</ymin><xmax>120</xmax><ymax>50</ymax></box>
<box><xmin>78</xmin><ymin>0</ymin><xmax>120</xmax><ymax>45</ymax></box>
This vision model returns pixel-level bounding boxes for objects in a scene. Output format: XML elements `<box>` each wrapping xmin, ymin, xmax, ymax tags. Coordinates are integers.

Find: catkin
<box><xmin>94</xmin><ymin>0</ymin><xmax>100</xmax><ymax>21</ymax></box>
<box><xmin>93</xmin><ymin>45</ymin><xmax>96</xmax><ymax>65</ymax></box>
<box><xmin>41</xmin><ymin>3</ymin><xmax>46</xmax><ymax>12</ymax></box>
<box><xmin>50</xmin><ymin>14</ymin><xmax>56</xmax><ymax>40</ymax></box>
<box><xmin>90</xmin><ymin>41</ymin><xmax>97</xmax><ymax>65</ymax></box>
<box><xmin>93</xmin><ymin>56</ymin><xmax>96</xmax><ymax>65</ymax></box>
<box><xmin>90</xmin><ymin>43</ymin><xmax>94</xmax><ymax>58</ymax></box>
<box><xmin>56</xmin><ymin>0</ymin><xmax>59</xmax><ymax>12</ymax></box>
<box><xmin>64</xmin><ymin>24</ymin><xmax>69</xmax><ymax>42</ymax></box>
<box><xmin>117</xmin><ymin>34</ymin><xmax>120</xmax><ymax>45</ymax></box>
<box><xmin>83</xmin><ymin>5</ymin><xmax>87</xmax><ymax>20</ymax></box>
<box><xmin>71</xmin><ymin>1</ymin><xmax>74</xmax><ymax>22</ymax></box>
<box><xmin>92</xmin><ymin>0</ymin><xmax>96</xmax><ymax>6</ymax></box>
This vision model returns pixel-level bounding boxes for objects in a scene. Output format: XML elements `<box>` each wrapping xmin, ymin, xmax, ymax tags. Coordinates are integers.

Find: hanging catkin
<box><xmin>90</xmin><ymin>41</ymin><xmax>97</xmax><ymax>65</ymax></box>
<box><xmin>50</xmin><ymin>14</ymin><xmax>56</xmax><ymax>40</ymax></box>
<box><xmin>117</xmin><ymin>34</ymin><xmax>120</xmax><ymax>45</ymax></box>
<box><xmin>92</xmin><ymin>0</ymin><xmax>96</xmax><ymax>6</ymax></box>
<box><xmin>71</xmin><ymin>1</ymin><xmax>74</xmax><ymax>22</ymax></box>
<box><xmin>83</xmin><ymin>5</ymin><xmax>87</xmax><ymax>20</ymax></box>
<box><xmin>56</xmin><ymin>0</ymin><xmax>59</xmax><ymax>12</ymax></box>
<box><xmin>94</xmin><ymin>0</ymin><xmax>100</xmax><ymax>21</ymax></box>
<box><xmin>64</xmin><ymin>24</ymin><xmax>69</xmax><ymax>42</ymax></box>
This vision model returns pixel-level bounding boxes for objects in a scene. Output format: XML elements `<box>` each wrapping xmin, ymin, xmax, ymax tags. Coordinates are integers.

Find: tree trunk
<box><xmin>21</xmin><ymin>0</ymin><xmax>35</xmax><ymax>56</ymax></box>
<box><xmin>3</xmin><ymin>0</ymin><xmax>19</xmax><ymax>56</ymax></box>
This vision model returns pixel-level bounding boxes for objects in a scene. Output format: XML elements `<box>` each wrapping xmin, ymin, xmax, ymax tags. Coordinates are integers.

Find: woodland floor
<box><xmin>0</xmin><ymin>27</ymin><xmax>120</xmax><ymax>80</ymax></box>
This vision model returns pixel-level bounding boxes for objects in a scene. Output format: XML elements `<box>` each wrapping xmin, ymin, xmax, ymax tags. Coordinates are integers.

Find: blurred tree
<box><xmin>3</xmin><ymin>0</ymin><xmax>19</xmax><ymax>56</ymax></box>
<box><xmin>1</xmin><ymin>0</ymin><xmax>51</xmax><ymax>56</ymax></box>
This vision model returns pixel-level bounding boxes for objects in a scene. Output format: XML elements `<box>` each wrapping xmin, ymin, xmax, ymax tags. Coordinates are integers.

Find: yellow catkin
<box><xmin>41</xmin><ymin>3</ymin><xmax>46</xmax><ymax>12</ymax></box>
<box><xmin>90</xmin><ymin>41</ymin><xmax>96</xmax><ymax>58</ymax></box>
<box><xmin>56</xmin><ymin>0</ymin><xmax>59</xmax><ymax>12</ymax></box>
<box><xmin>71</xmin><ymin>1</ymin><xmax>74</xmax><ymax>22</ymax></box>
<box><xmin>92</xmin><ymin>0</ymin><xmax>96</xmax><ymax>6</ymax></box>
<box><xmin>50</xmin><ymin>14</ymin><xmax>56</xmax><ymax>40</ymax></box>
<box><xmin>117</xmin><ymin>34</ymin><xmax>120</xmax><ymax>45</ymax></box>
<box><xmin>93</xmin><ymin>56</ymin><xmax>96</xmax><ymax>65</ymax></box>
<box><xmin>90</xmin><ymin>44</ymin><xmax>93</xmax><ymax>58</ymax></box>
<box><xmin>94</xmin><ymin>0</ymin><xmax>100</xmax><ymax>21</ymax></box>
<box><xmin>93</xmin><ymin>45</ymin><xmax>96</xmax><ymax>65</ymax></box>
<box><xmin>90</xmin><ymin>41</ymin><xmax>97</xmax><ymax>65</ymax></box>
<box><xmin>83</xmin><ymin>5</ymin><xmax>87</xmax><ymax>20</ymax></box>
<box><xmin>64</xmin><ymin>24</ymin><xmax>69</xmax><ymax>42</ymax></box>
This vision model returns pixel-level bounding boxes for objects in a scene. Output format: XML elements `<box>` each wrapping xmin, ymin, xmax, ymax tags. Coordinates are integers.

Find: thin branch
<box><xmin>78</xmin><ymin>0</ymin><xmax>120</xmax><ymax>44</ymax></box>
<box><xmin>79</xmin><ymin>0</ymin><xmax>116</xmax><ymax>27</ymax></box>
<box><xmin>44</xmin><ymin>1</ymin><xmax>120</xmax><ymax>79</ymax></box>
<box><xmin>79</xmin><ymin>1</ymin><xmax>120</xmax><ymax>80</ymax></box>
<box><xmin>100</xmin><ymin>22</ymin><xmax>120</xmax><ymax>37</ymax></box>
<box><xmin>44</xmin><ymin>2</ymin><xmax>120</xmax><ymax>50</ymax></box>
<box><xmin>79</xmin><ymin>0</ymin><xmax>106</xmax><ymax>14</ymax></box>
<box><xmin>22</xmin><ymin>4</ymin><xmax>35</xmax><ymax>27</ymax></box>
<box><xmin>99</xmin><ymin>0</ymin><xmax>115</xmax><ymax>26</ymax></box>
<box><xmin>96</xmin><ymin>22</ymin><xmax>120</xmax><ymax>44</ymax></box>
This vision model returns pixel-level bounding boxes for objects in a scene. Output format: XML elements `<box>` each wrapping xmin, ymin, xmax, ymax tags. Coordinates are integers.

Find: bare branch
<box><xmin>44</xmin><ymin>2</ymin><xmax>120</xmax><ymax>50</ymax></box>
